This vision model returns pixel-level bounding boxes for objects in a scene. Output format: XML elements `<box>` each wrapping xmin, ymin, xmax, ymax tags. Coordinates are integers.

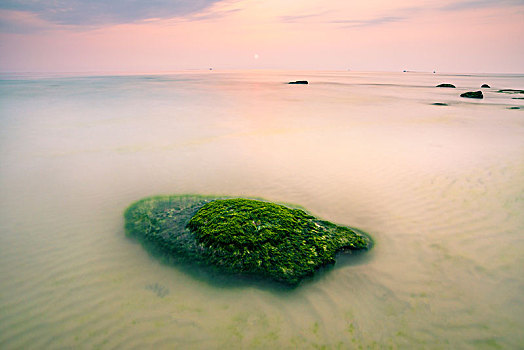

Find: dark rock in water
<box><xmin>436</xmin><ymin>83</ymin><xmax>456</xmax><ymax>88</ymax></box>
<box><xmin>512</xmin><ymin>97</ymin><xmax>524</xmax><ymax>100</ymax></box>
<box><xmin>432</xmin><ymin>102</ymin><xmax>448</xmax><ymax>106</ymax></box>
<box><xmin>288</xmin><ymin>80</ymin><xmax>308</xmax><ymax>84</ymax></box>
<box><xmin>481</xmin><ymin>84</ymin><xmax>490</xmax><ymax>88</ymax></box>
<box><xmin>460</xmin><ymin>91</ymin><xmax>483</xmax><ymax>99</ymax></box>
<box><xmin>124</xmin><ymin>195</ymin><xmax>372</xmax><ymax>286</ymax></box>
<box><xmin>497</xmin><ymin>89</ymin><xmax>524</xmax><ymax>94</ymax></box>
<box><xmin>507</xmin><ymin>106</ymin><xmax>521</xmax><ymax>110</ymax></box>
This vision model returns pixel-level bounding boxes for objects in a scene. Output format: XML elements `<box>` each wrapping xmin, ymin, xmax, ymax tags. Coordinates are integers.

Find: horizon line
<box><xmin>1</xmin><ymin>69</ymin><xmax>524</xmax><ymax>78</ymax></box>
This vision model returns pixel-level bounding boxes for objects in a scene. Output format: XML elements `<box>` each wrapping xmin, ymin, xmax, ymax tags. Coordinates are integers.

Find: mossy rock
<box><xmin>124</xmin><ymin>195</ymin><xmax>372</xmax><ymax>286</ymax></box>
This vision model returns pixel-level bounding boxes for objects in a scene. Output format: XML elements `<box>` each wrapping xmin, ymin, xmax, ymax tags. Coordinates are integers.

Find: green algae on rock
<box><xmin>124</xmin><ymin>195</ymin><xmax>372</xmax><ymax>286</ymax></box>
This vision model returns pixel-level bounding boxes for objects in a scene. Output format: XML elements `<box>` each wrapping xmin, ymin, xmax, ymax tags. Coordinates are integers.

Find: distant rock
<box><xmin>432</xmin><ymin>102</ymin><xmax>448</xmax><ymax>106</ymax></box>
<box><xmin>497</xmin><ymin>89</ymin><xmax>524</xmax><ymax>94</ymax></box>
<box><xmin>436</xmin><ymin>83</ymin><xmax>456</xmax><ymax>88</ymax></box>
<box><xmin>460</xmin><ymin>91</ymin><xmax>483</xmax><ymax>99</ymax></box>
<box><xmin>507</xmin><ymin>106</ymin><xmax>521</xmax><ymax>110</ymax></box>
<box><xmin>512</xmin><ymin>97</ymin><xmax>524</xmax><ymax>100</ymax></box>
<box><xmin>288</xmin><ymin>80</ymin><xmax>308</xmax><ymax>85</ymax></box>
<box><xmin>481</xmin><ymin>84</ymin><xmax>490</xmax><ymax>88</ymax></box>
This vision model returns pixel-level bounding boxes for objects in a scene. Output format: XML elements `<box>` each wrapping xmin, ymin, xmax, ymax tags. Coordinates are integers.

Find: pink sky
<box><xmin>0</xmin><ymin>0</ymin><xmax>523</xmax><ymax>73</ymax></box>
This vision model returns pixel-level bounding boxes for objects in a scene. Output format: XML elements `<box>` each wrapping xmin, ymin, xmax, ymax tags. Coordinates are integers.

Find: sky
<box><xmin>0</xmin><ymin>0</ymin><xmax>523</xmax><ymax>73</ymax></box>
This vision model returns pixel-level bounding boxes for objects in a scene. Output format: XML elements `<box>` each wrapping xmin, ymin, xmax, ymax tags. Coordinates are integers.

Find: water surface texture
<box><xmin>1</xmin><ymin>71</ymin><xmax>523</xmax><ymax>349</ymax></box>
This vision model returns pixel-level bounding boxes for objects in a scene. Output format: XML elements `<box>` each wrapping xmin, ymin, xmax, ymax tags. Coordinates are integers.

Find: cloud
<box><xmin>326</xmin><ymin>0</ymin><xmax>523</xmax><ymax>29</ymax></box>
<box><xmin>332</xmin><ymin>16</ymin><xmax>406</xmax><ymax>28</ymax></box>
<box><xmin>0</xmin><ymin>0</ymin><xmax>228</xmax><ymax>26</ymax></box>
<box><xmin>0</xmin><ymin>9</ymin><xmax>56</xmax><ymax>34</ymax></box>
<box><xmin>279</xmin><ymin>11</ymin><xmax>331</xmax><ymax>23</ymax></box>
<box><xmin>186</xmin><ymin>8</ymin><xmax>241</xmax><ymax>22</ymax></box>
<box><xmin>278</xmin><ymin>6</ymin><xmax>421</xmax><ymax>28</ymax></box>
<box><xmin>440</xmin><ymin>0</ymin><xmax>524</xmax><ymax>11</ymax></box>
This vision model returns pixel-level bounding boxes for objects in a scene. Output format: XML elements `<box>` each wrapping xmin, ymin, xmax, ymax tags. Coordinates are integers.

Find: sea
<box><xmin>0</xmin><ymin>70</ymin><xmax>523</xmax><ymax>349</ymax></box>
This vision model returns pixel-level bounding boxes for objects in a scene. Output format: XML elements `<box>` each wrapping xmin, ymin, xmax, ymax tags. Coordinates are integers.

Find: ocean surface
<box><xmin>0</xmin><ymin>70</ymin><xmax>523</xmax><ymax>349</ymax></box>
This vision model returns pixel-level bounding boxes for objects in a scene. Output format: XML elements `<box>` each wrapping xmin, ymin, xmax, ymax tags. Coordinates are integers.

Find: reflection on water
<box><xmin>0</xmin><ymin>71</ymin><xmax>523</xmax><ymax>349</ymax></box>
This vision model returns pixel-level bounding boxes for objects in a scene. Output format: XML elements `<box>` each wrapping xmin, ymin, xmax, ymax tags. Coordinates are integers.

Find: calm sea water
<box><xmin>0</xmin><ymin>70</ymin><xmax>523</xmax><ymax>349</ymax></box>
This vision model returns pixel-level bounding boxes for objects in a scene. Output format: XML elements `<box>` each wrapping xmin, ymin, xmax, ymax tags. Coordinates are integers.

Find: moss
<box><xmin>125</xmin><ymin>195</ymin><xmax>372</xmax><ymax>286</ymax></box>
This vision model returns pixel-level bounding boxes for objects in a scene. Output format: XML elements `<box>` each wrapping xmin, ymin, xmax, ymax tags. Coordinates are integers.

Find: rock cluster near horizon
<box><xmin>433</xmin><ymin>84</ymin><xmax>524</xmax><ymax>105</ymax></box>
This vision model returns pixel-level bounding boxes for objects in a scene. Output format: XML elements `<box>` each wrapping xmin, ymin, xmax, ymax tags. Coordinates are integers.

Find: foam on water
<box><xmin>1</xmin><ymin>70</ymin><xmax>523</xmax><ymax>349</ymax></box>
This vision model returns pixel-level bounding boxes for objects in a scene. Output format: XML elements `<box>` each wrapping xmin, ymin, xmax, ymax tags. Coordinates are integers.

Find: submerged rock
<box><xmin>481</xmin><ymin>84</ymin><xmax>490</xmax><ymax>88</ymax></box>
<box><xmin>460</xmin><ymin>91</ymin><xmax>483</xmax><ymax>99</ymax></box>
<box><xmin>124</xmin><ymin>195</ymin><xmax>372</xmax><ymax>286</ymax></box>
<box><xmin>436</xmin><ymin>83</ymin><xmax>456</xmax><ymax>88</ymax></box>
<box><xmin>288</xmin><ymin>80</ymin><xmax>308</xmax><ymax>84</ymax></box>
<box><xmin>432</xmin><ymin>102</ymin><xmax>448</xmax><ymax>106</ymax></box>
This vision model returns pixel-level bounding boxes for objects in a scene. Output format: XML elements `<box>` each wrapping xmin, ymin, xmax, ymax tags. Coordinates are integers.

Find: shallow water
<box><xmin>1</xmin><ymin>70</ymin><xmax>523</xmax><ymax>349</ymax></box>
